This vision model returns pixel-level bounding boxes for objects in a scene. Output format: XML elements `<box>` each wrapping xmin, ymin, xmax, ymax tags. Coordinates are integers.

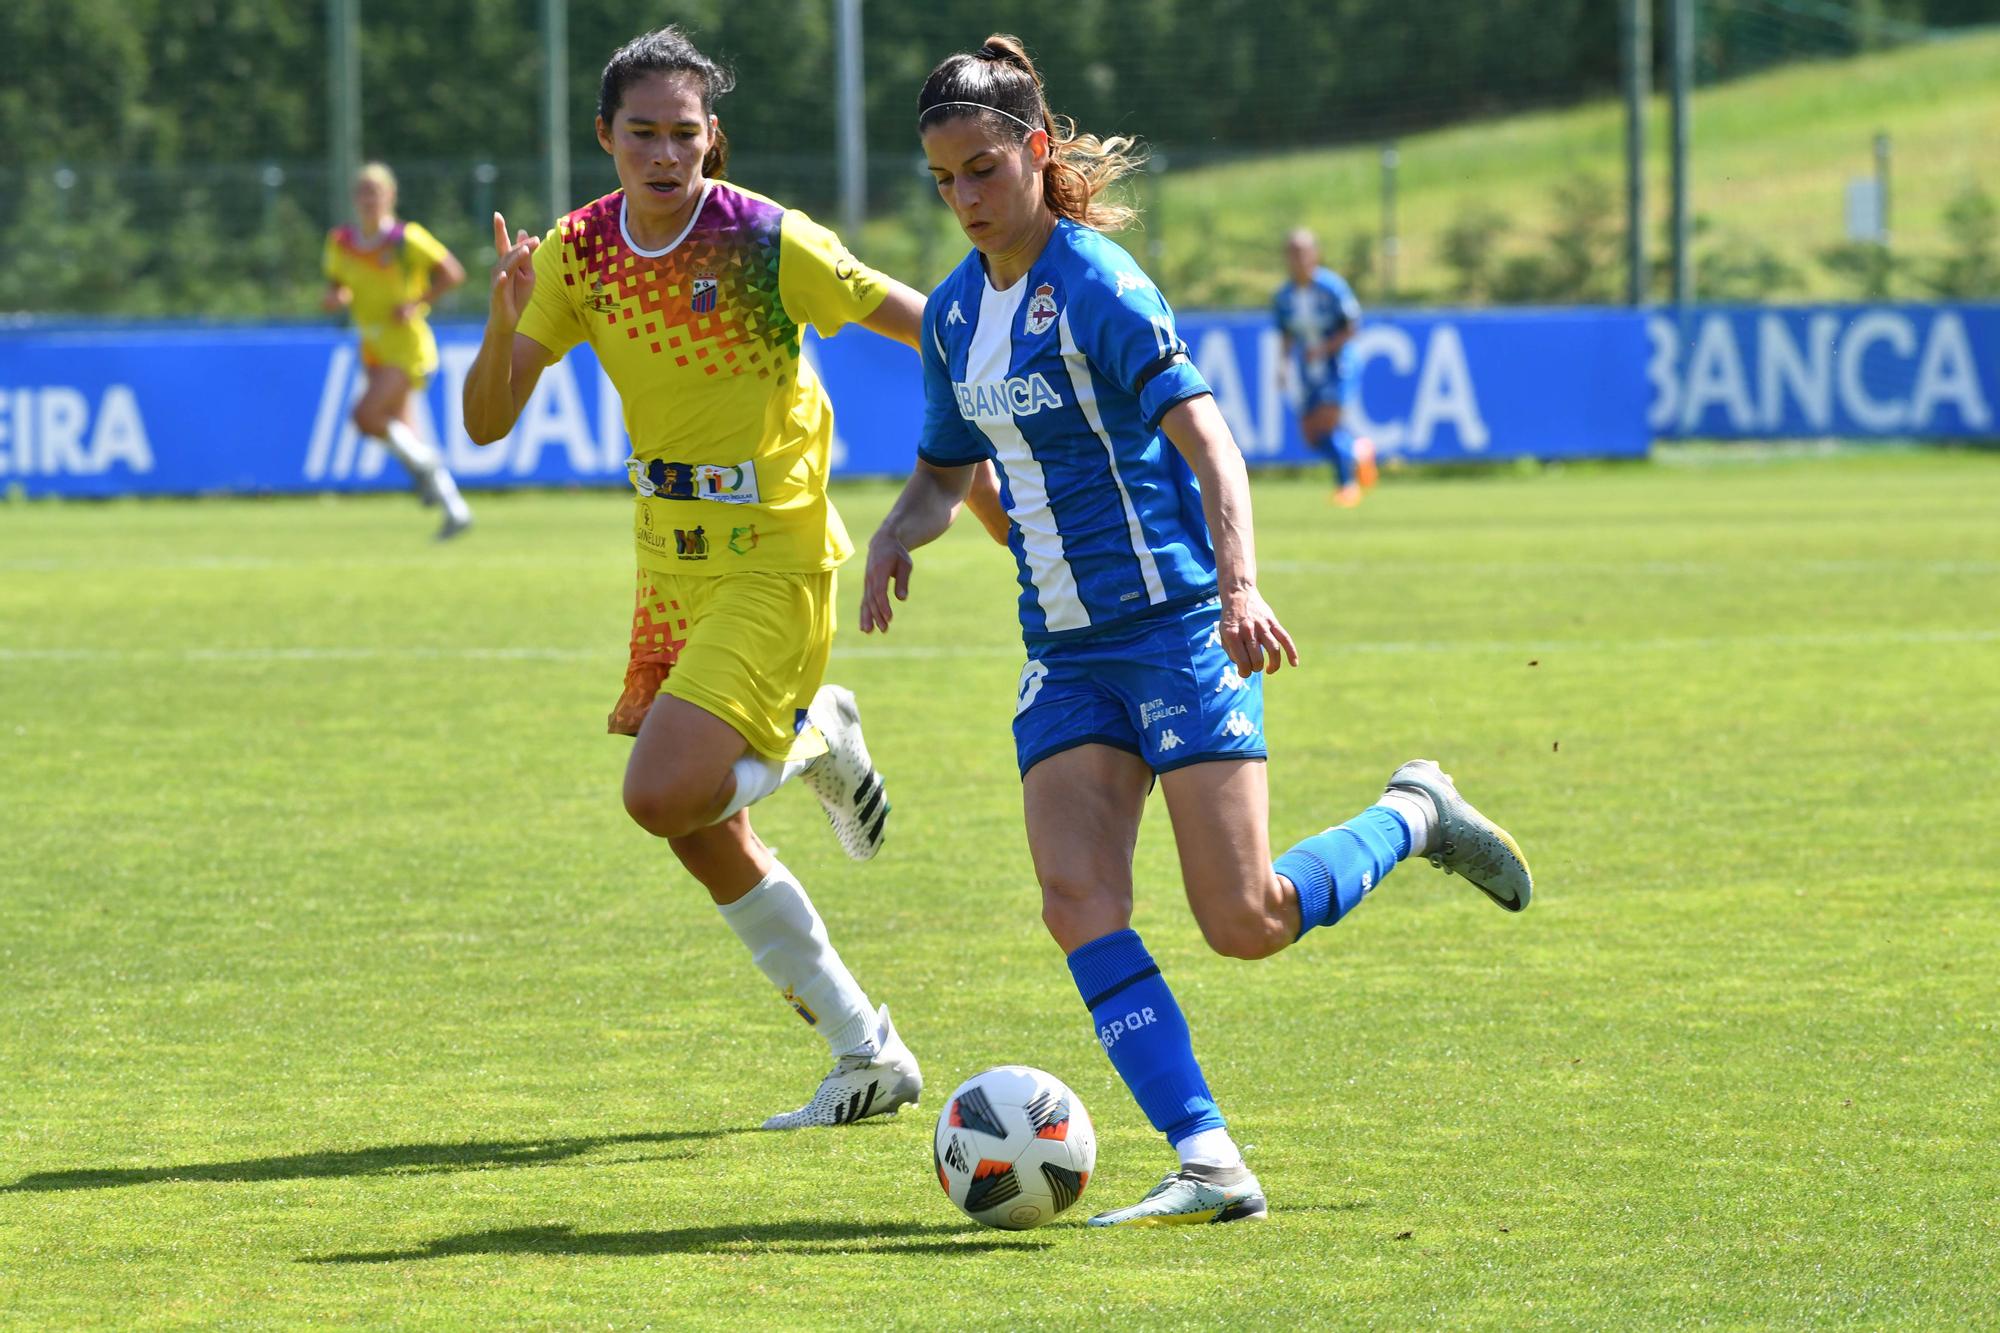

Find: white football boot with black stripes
<box><xmin>761</xmin><ymin>1006</ymin><xmax>922</xmax><ymax>1130</ymax></box>
<box><xmin>801</xmin><ymin>684</ymin><xmax>890</xmax><ymax>861</ymax></box>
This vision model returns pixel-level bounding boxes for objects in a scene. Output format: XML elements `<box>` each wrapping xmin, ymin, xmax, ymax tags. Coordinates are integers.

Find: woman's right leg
<box><xmin>1026</xmin><ymin>745</ymin><xmax>1264</xmax><ymax>1223</ymax></box>
<box><xmin>1306</xmin><ymin>400</ymin><xmax>1361</xmax><ymax>504</ymax></box>
<box><xmin>393</xmin><ymin>394</ymin><xmax>473</xmax><ymax>538</ymax></box>
<box><xmin>1025</xmin><ymin>744</ymin><xmax>1150</xmax><ymax>953</ymax></box>
<box><xmin>350</xmin><ymin>363</ymin><xmax>468</xmax><ymax>533</ymax></box>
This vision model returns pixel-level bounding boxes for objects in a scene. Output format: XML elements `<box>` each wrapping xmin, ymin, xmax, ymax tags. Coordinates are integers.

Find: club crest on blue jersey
<box><xmin>690</xmin><ymin>274</ymin><xmax>718</xmax><ymax>313</ymax></box>
<box><xmin>1024</xmin><ymin>282</ymin><xmax>1059</xmax><ymax>335</ymax></box>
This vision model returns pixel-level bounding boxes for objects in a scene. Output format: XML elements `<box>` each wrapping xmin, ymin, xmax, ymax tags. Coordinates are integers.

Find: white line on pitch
<box><xmin>0</xmin><ymin>626</ymin><xmax>1995</xmax><ymax>667</ymax></box>
<box><xmin>4</xmin><ymin>555</ymin><xmax>1995</xmax><ymax>577</ymax></box>
<box><xmin>1261</xmin><ymin>558</ymin><xmax>2000</xmax><ymax>578</ymax></box>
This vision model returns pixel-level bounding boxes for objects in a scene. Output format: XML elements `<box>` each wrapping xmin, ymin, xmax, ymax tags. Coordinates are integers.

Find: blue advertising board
<box><xmin>4</xmin><ymin>302</ymin><xmax>1990</xmax><ymax>499</ymax></box>
<box><xmin>1647</xmin><ymin>305</ymin><xmax>1998</xmax><ymax>439</ymax></box>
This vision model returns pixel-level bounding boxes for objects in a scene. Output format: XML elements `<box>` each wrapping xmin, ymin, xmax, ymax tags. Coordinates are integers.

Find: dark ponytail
<box><xmin>917</xmin><ymin>33</ymin><xmax>1145</xmax><ymax>231</ymax></box>
<box><xmin>598</xmin><ymin>26</ymin><xmax>736</xmax><ymax>179</ymax></box>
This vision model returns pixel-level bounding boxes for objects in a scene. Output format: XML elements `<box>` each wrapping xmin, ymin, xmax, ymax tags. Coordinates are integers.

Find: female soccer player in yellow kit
<box><xmin>322</xmin><ymin>163</ymin><xmax>474</xmax><ymax>538</ymax></box>
<box><xmin>463</xmin><ymin>27</ymin><xmax>940</xmax><ymax>1129</ymax></box>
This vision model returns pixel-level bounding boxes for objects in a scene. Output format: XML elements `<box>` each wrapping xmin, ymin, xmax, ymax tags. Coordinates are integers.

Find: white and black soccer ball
<box><xmin>932</xmin><ymin>1065</ymin><xmax>1096</xmax><ymax>1230</ymax></box>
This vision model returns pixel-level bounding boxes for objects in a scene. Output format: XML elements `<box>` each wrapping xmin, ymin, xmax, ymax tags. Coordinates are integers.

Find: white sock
<box><xmin>381</xmin><ymin>418</ymin><xmax>441</xmax><ymax>472</ymax></box>
<box><xmin>379</xmin><ymin>421</ymin><xmax>470</xmax><ymax>523</ymax></box>
<box><xmin>1173</xmin><ymin>1126</ymin><xmax>1244</xmax><ymax>1170</ymax></box>
<box><xmin>428</xmin><ymin>466</ymin><xmax>471</xmax><ymax>523</ymax></box>
<box><xmin>715</xmin><ymin>860</ymin><xmax>878</xmax><ymax>1057</ymax></box>
<box><xmin>712</xmin><ymin>750</ymin><xmax>815</xmax><ymax>825</ymax></box>
<box><xmin>1377</xmin><ymin>788</ymin><xmax>1438</xmax><ymax>857</ymax></box>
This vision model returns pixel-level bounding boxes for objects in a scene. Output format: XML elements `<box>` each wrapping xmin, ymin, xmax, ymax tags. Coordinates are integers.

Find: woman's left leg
<box><xmin>1162</xmin><ymin>757</ymin><xmax>1420</xmax><ymax>959</ymax></box>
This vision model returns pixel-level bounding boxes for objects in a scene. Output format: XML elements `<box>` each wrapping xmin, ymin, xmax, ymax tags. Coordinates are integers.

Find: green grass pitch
<box><xmin>2</xmin><ymin>451</ymin><xmax>1995</xmax><ymax>1328</ymax></box>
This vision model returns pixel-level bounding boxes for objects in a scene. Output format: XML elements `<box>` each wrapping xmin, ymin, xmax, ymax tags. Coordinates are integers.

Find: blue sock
<box><xmin>1066</xmin><ymin>929</ymin><xmax>1224</xmax><ymax>1144</ymax></box>
<box><xmin>1329</xmin><ymin>426</ymin><xmax>1358</xmax><ymax>486</ymax></box>
<box><xmin>1275</xmin><ymin>805</ymin><xmax>1412</xmax><ymax>938</ymax></box>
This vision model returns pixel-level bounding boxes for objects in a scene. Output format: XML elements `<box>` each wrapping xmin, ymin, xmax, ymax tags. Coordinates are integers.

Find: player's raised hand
<box><xmin>860</xmin><ymin>530</ymin><xmax>915</xmax><ymax>634</ymax></box>
<box><xmin>488</xmin><ymin>211</ymin><xmax>539</xmax><ymax>328</ymax></box>
<box><xmin>1219</xmin><ymin>584</ymin><xmax>1299</xmax><ymax>676</ymax></box>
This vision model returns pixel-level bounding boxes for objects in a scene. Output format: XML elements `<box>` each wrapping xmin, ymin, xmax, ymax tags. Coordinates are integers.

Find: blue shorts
<box><xmin>1012</xmin><ymin>599</ymin><xmax>1268</xmax><ymax>778</ymax></box>
<box><xmin>1301</xmin><ymin>368</ymin><xmax>1354</xmax><ymax>414</ymax></box>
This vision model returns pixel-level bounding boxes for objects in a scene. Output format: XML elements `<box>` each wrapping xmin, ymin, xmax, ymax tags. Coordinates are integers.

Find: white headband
<box><xmin>918</xmin><ymin>100</ymin><xmax>1042</xmax><ymax>134</ymax></box>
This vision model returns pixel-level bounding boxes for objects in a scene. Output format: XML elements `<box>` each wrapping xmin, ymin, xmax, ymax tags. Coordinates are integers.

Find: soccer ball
<box><xmin>932</xmin><ymin>1066</ymin><xmax>1096</xmax><ymax>1230</ymax></box>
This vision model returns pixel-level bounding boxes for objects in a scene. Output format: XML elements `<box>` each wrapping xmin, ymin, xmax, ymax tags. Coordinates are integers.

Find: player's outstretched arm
<box><xmin>857</xmin><ymin>279</ymin><xmax>926</xmax><ymax>350</ymax></box>
<box><xmin>860</xmin><ymin>459</ymin><xmax>978</xmax><ymax>634</ymax></box>
<box><xmin>1161</xmin><ymin>395</ymin><xmax>1299</xmax><ymax>676</ymax></box>
<box><xmin>464</xmin><ymin>212</ymin><xmax>553</xmax><ymax>446</ymax></box>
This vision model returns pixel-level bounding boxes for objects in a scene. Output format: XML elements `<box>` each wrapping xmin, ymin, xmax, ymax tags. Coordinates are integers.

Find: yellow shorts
<box><xmin>359</xmin><ymin>319</ymin><xmax>439</xmax><ymax>390</ymax></box>
<box><xmin>610</xmin><ymin>566</ymin><xmax>836</xmax><ymax>760</ymax></box>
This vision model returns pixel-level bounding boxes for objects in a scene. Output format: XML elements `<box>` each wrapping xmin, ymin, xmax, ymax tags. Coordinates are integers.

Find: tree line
<box><xmin>0</xmin><ymin>0</ymin><xmax>1983</xmax><ymax>316</ymax></box>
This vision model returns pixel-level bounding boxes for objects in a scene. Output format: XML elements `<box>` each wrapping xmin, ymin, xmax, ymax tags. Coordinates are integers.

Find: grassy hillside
<box><xmin>865</xmin><ymin>31</ymin><xmax>2000</xmax><ymax>307</ymax></box>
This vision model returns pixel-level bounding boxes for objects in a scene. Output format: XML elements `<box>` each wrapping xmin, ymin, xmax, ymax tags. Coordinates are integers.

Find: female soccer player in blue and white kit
<box><xmin>862</xmin><ymin>36</ymin><xmax>1535</xmax><ymax>1227</ymax></box>
<box><xmin>1274</xmin><ymin>228</ymin><xmax>1375</xmax><ymax>507</ymax></box>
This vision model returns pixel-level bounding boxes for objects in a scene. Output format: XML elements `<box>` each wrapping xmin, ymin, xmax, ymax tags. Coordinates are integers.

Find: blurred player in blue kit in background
<box><xmin>864</xmin><ymin>35</ymin><xmax>1533</xmax><ymax>1228</ymax></box>
<box><xmin>1274</xmin><ymin>228</ymin><xmax>1376</xmax><ymax>506</ymax></box>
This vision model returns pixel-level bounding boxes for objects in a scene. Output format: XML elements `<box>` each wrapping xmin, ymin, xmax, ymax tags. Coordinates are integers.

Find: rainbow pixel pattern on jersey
<box><xmin>555</xmin><ymin>187</ymin><xmax>794</xmax><ymax>375</ymax></box>
<box><xmin>517</xmin><ymin>182</ymin><xmax>888</xmax><ymax>577</ymax></box>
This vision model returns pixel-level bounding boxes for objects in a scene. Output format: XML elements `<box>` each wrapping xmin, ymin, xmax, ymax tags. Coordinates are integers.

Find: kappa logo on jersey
<box><xmin>1157</xmin><ymin>729</ymin><xmax>1184</xmax><ymax>752</ymax></box>
<box><xmin>945</xmin><ymin>299</ymin><xmax>967</xmax><ymax>326</ymax></box>
<box><xmin>690</xmin><ymin>274</ymin><xmax>718</xmax><ymax>314</ymax></box>
<box><xmin>1223</xmin><ymin>709</ymin><xmax>1259</xmax><ymax>738</ymax></box>
<box><xmin>955</xmin><ymin>372</ymin><xmax>1064</xmax><ymax>421</ymax></box>
<box><xmin>1114</xmin><ymin>270</ymin><xmax>1149</xmax><ymax>298</ymax></box>
<box><xmin>1216</xmin><ymin>665</ymin><xmax>1247</xmax><ymax>692</ymax></box>
<box><xmin>1024</xmin><ymin>282</ymin><xmax>1059</xmax><ymax>336</ymax></box>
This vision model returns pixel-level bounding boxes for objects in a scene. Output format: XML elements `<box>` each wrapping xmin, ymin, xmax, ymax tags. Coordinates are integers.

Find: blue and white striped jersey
<box><xmin>918</xmin><ymin>219</ymin><xmax>1217</xmax><ymax>646</ymax></box>
<box><xmin>1272</xmin><ymin>267</ymin><xmax>1361</xmax><ymax>382</ymax></box>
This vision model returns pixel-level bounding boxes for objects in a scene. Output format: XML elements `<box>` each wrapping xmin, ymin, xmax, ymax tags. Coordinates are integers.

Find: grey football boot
<box><xmin>1087</xmin><ymin>1162</ymin><xmax>1270</xmax><ymax>1228</ymax></box>
<box><xmin>1385</xmin><ymin>759</ymin><xmax>1533</xmax><ymax>911</ymax></box>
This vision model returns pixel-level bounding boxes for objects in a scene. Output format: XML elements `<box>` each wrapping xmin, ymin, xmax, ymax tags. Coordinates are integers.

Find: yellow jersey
<box><xmin>515</xmin><ymin>183</ymin><xmax>890</xmax><ymax>577</ymax></box>
<box><xmin>323</xmin><ymin>220</ymin><xmax>450</xmax><ymax>351</ymax></box>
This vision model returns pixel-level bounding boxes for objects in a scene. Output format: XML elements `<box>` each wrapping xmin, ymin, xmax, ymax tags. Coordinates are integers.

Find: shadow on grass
<box><xmin>2</xmin><ymin>1129</ymin><xmax>738</xmax><ymax>1193</ymax></box>
<box><xmin>305</xmin><ymin>1220</ymin><xmax>1050</xmax><ymax>1262</ymax></box>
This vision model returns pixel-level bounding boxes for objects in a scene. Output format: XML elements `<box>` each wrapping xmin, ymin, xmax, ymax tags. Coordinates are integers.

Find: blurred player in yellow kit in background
<box><xmin>323</xmin><ymin>162</ymin><xmax>475</xmax><ymax>538</ymax></box>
